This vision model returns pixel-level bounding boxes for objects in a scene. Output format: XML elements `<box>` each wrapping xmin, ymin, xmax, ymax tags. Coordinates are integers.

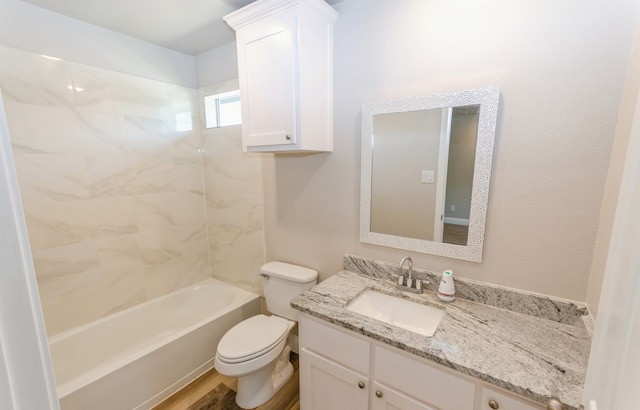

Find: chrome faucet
<box><xmin>399</xmin><ymin>256</ymin><xmax>413</xmax><ymax>281</ymax></box>
<box><xmin>397</xmin><ymin>256</ymin><xmax>424</xmax><ymax>294</ymax></box>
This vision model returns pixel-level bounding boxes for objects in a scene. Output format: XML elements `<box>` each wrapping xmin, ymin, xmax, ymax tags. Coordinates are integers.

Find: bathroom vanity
<box><xmin>292</xmin><ymin>256</ymin><xmax>591</xmax><ymax>410</ymax></box>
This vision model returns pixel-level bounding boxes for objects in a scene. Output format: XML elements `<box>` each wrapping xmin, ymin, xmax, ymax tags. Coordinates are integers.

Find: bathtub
<box><xmin>48</xmin><ymin>278</ymin><xmax>261</xmax><ymax>410</ymax></box>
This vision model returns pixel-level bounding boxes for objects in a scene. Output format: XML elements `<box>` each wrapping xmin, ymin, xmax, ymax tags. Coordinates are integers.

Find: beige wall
<box><xmin>371</xmin><ymin>110</ymin><xmax>442</xmax><ymax>240</ymax></box>
<box><xmin>262</xmin><ymin>0</ymin><xmax>640</xmax><ymax>301</ymax></box>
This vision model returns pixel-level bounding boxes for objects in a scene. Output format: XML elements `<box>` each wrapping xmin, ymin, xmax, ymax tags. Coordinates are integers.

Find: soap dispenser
<box><xmin>438</xmin><ymin>270</ymin><xmax>456</xmax><ymax>302</ymax></box>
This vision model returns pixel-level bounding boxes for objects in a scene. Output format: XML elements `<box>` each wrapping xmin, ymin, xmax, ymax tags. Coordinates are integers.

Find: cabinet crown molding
<box><xmin>224</xmin><ymin>0</ymin><xmax>337</xmax><ymax>30</ymax></box>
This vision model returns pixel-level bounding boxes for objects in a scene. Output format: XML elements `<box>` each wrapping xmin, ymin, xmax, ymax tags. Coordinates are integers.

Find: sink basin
<box><xmin>347</xmin><ymin>290</ymin><xmax>444</xmax><ymax>337</ymax></box>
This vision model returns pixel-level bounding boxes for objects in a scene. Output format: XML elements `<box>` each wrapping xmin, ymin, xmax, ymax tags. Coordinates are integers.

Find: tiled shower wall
<box><xmin>0</xmin><ymin>45</ymin><xmax>213</xmax><ymax>336</ymax></box>
<box><xmin>200</xmin><ymin>81</ymin><xmax>264</xmax><ymax>296</ymax></box>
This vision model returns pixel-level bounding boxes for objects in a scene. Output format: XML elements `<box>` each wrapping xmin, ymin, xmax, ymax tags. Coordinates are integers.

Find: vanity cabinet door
<box><xmin>374</xmin><ymin>346</ymin><xmax>476</xmax><ymax>410</ymax></box>
<box><xmin>479</xmin><ymin>387</ymin><xmax>544</xmax><ymax>410</ymax></box>
<box><xmin>300</xmin><ymin>348</ymin><xmax>369</xmax><ymax>410</ymax></box>
<box><xmin>371</xmin><ymin>381</ymin><xmax>437</xmax><ymax>410</ymax></box>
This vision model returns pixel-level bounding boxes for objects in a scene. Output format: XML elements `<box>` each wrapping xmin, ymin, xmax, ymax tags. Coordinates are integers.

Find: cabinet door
<box><xmin>371</xmin><ymin>382</ymin><xmax>438</xmax><ymax>410</ymax></box>
<box><xmin>479</xmin><ymin>387</ymin><xmax>544</xmax><ymax>410</ymax></box>
<box><xmin>300</xmin><ymin>348</ymin><xmax>369</xmax><ymax>410</ymax></box>
<box><xmin>237</xmin><ymin>8</ymin><xmax>297</xmax><ymax>149</ymax></box>
<box><xmin>374</xmin><ymin>346</ymin><xmax>476</xmax><ymax>410</ymax></box>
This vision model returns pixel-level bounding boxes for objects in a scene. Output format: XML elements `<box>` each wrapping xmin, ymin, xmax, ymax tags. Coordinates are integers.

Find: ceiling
<box><xmin>20</xmin><ymin>0</ymin><xmax>262</xmax><ymax>55</ymax></box>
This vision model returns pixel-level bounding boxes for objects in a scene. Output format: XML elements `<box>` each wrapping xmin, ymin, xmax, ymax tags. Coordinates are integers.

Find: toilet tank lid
<box><xmin>261</xmin><ymin>261</ymin><xmax>318</xmax><ymax>283</ymax></box>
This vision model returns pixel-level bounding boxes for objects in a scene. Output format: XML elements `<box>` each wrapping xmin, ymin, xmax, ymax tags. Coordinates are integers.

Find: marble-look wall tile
<box><xmin>32</xmin><ymin>240</ymin><xmax>101</xmax><ymax>293</ymax></box>
<box><xmin>39</xmin><ymin>269</ymin><xmax>147</xmax><ymax>335</ymax></box>
<box><xmin>12</xmin><ymin>154</ymin><xmax>90</xmax><ymax>202</ymax></box>
<box><xmin>135</xmin><ymin>191</ymin><xmax>206</xmax><ymax>231</ymax></box>
<box><xmin>144</xmin><ymin>250</ymin><xmax>210</xmax><ymax>300</ymax></box>
<box><xmin>5</xmin><ymin>103</ymin><xmax>124</xmax><ymax>156</ymax></box>
<box><xmin>86</xmin><ymin>156</ymin><xmax>176</xmax><ymax>197</ymax></box>
<box><xmin>203</xmin><ymin>121</ymin><xmax>265</xmax><ymax>295</ymax></box>
<box><xmin>0</xmin><ymin>45</ymin><xmax>209</xmax><ymax>336</ymax></box>
<box><xmin>21</xmin><ymin>195</ymin><xmax>138</xmax><ymax>252</ymax></box>
<box><xmin>0</xmin><ymin>45</ymin><xmax>75</xmax><ymax>107</ymax></box>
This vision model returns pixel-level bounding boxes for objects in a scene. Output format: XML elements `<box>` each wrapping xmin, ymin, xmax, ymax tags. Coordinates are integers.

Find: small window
<box><xmin>204</xmin><ymin>90</ymin><xmax>241</xmax><ymax>128</ymax></box>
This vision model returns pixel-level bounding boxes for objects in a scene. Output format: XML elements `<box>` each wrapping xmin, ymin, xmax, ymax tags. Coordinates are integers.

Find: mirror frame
<box><xmin>360</xmin><ymin>86</ymin><xmax>499</xmax><ymax>262</ymax></box>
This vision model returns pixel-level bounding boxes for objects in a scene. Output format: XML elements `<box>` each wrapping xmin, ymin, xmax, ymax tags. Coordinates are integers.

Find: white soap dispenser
<box><xmin>438</xmin><ymin>270</ymin><xmax>456</xmax><ymax>302</ymax></box>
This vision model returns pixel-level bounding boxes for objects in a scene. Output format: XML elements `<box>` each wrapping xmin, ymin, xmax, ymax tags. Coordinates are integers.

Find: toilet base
<box><xmin>235</xmin><ymin>346</ymin><xmax>293</xmax><ymax>409</ymax></box>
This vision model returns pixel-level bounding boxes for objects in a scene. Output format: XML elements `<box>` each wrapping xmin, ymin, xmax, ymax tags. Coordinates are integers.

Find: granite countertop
<box><xmin>291</xmin><ymin>256</ymin><xmax>591</xmax><ymax>410</ymax></box>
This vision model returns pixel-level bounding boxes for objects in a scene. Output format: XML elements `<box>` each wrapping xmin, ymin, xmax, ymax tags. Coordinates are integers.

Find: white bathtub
<box><xmin>48</xmin><ymin>278</ymin><xmax>261</xmax><ymax>410</ymax></box>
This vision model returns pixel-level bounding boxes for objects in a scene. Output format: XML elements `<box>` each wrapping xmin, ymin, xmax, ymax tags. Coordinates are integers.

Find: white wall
<box><xmin>0</xmin><ymin>92</ymin><xmax>58</xmax><ymax>409</ymax></box>
<box><xmin>582</xmin><ymin>46</ymin><xmax>640</xmax><ymax>408</ymax></box>
<box><xmin>587</xmin><ymin>22</ymin><xmax>640</xmax><ymax>316</ymax></box>
<box><xmin>259</xmin><ymin>0</ymin><xmax>640</xmax><ymax>301</ymax></box>
<box><xmin>0</xmin><ymin>0</ymin><xmax>196</xmax><ymax>87</ymax></box>
<box><xmin>196</xmin><ymin>42</ymin><xmax>239</xmax><ymax>88</ymax></box>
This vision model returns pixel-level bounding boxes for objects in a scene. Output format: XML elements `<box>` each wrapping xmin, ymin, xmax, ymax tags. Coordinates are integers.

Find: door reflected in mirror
<box><xmin>360</xmin><ymin>86</ymin><xmax>499</xmax><ymax>262</ymax></box>
<box><xmin>371</xmin><ymin>105</ymin><xmax>479</xmax><ymax>245</ymax></box>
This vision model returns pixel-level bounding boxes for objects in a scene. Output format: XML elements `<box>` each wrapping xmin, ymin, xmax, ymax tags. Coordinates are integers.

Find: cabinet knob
<box><xmin>488</xmin><ymin>400</ymin><xmax>499</xmax><ymax>409</ymax></box>
<box><xmin>375</xmin><ymin>390</ymin><xmax>383</xmax><ymax>398</ymax></box>
<box><xmin>358</xmin><ymin>381</ymin><xmax>365</xmax><ymax>389</ymax></box>
<box><xmin>547</xmin><ymin>397</ymin><xmax>563</xmax><ymax>410</ymax></box>
<box><xmin>285</xmin><ymin>134</ymin><xmax>291</xmax><ymax>140</ymax></box>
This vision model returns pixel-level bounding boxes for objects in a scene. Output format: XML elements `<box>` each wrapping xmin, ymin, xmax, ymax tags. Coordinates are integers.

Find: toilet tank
<box><xmin>261</xmin><ymin>261</ymin><xmax>318</xmax><ymax>321</ymax></box>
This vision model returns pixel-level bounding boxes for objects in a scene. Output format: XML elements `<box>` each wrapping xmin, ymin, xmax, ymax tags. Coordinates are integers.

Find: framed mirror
<box><xmin>360</xmin><ymin>86</ymin><xmax>499</xmax><ymax>262</ymax></box>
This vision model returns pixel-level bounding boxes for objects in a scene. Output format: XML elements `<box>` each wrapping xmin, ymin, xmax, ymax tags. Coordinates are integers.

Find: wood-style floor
<box><xmin>153</xmin><ymin>354</ymin><xmax>299</xmax><ymax>410</ymax></box>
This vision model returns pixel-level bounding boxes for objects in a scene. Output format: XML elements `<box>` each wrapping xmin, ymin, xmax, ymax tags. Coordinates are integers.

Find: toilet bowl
<box><xmin>215</xmin><ymin>315</ymin><xmax>295</xmax><ymax>408</ymax></box>
<box><xmin>214</xmin><ymin>262</ymin><xmax>317</xmax><ymax>409</ymax></box>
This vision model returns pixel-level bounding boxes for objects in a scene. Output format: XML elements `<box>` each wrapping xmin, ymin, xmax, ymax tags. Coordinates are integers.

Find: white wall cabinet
<box><xmin>224</xmin><ymin>0</ymin><xmax>337</xmax><ymax>153</ymax></box>
<box><xmin>299</xmin><ymin>314</ymin><xmax>545</xmax><ymax>410</ymax></box>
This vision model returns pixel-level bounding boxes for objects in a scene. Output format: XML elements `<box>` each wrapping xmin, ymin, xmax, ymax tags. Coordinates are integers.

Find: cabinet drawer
<box><xmin>374</xmin><ymin>345</ymin><xmax>476</xmax><ymax>410</ymax></box>
<box><xmin>480</xmin><ymin>387</ymin><xmax>544</xmax><ymax>410</ymax></box>
<box><xmin>299</xmin><ymin>314</ymin><xmax>370</xmax><ymax>374</ymax></box>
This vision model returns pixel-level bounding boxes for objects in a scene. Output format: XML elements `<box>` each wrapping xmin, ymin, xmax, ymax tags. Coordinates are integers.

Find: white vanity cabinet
<box><xmin>299</xmin><ymin>314</ymin><xmax>545</xmax><ymax>410</ymax></box>
<box><xmin>300</xmin><ymin>349</ymin><xmax>369</xmax><ymax>409</ymax></box>
<box><xmin>223</xmin><ymin>0</ymin><xmax>337</xmax><ymax>153</ymax></box>
<box><xmin>299</xmin><ymin>314</ymin><xmax>475</xmax><ymax>410</ymax></box>
<box><xmin>479</xmin><ymin>387</ymin><xmax>544</xmax><ymax>410</ymax></box>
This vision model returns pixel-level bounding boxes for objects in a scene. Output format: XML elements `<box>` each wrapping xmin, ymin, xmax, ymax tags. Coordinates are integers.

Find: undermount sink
<box><xmin>347</xmin><ymin>289</ymin><xmax>444</xmax><ymax>337</ymax></box>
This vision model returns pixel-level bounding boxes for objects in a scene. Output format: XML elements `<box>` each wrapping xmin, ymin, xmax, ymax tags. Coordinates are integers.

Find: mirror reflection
<box><xmin>371</xmin><ymin>105</ymin><xmax>479</xmax><ymax>245</ymax></box>
<box><xmin>360</xmin><ymin>86</ymin><xmax>499</xmax><ymax>262</ymax></box>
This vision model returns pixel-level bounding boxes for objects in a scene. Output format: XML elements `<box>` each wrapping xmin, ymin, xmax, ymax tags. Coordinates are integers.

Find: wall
<box><xmin>199</xmin><ymin>79</ymin><xmax>265</xmax><ymax>295</ymax></box>
<box><xmin>587</xmin><ymin>24</ymin><xmax>640</xmax><ymax>316</ymax></box>
<box><xmin>445</xmin><ymin>110</ymin><xmax>478</xmax><ymax>222</ymax></box>
<box><xmin>261</xmin><ymin>0</ymin><xmax>640</xmax><ymax>301</ymax></box>
<box><xmin>0</xmin><ymin>92</ymin><xmax>58</xmax><ymax>410</ymax></box>
<box><xmin>0</xmin><ymin>45</ymin><xmax>208</xmax><ymax>336</ymax></box>
<box><xmin>196</xmin><ymin>43</ymin><xmax>239</xmax><ymax>88</ymax></box>
<box><xmin>0</xmin><ymin>0</ymin><xmax>195</xmax><ymax>87</ymax></box>
<box><xmin>371</xmin><ymin>110</ymin><xmax>442</xmax><ymax>240</ymax></box>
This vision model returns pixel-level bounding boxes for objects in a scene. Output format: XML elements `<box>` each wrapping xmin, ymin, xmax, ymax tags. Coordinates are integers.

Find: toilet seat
<box><xmin>216</xmin><ymin>315</ymin><xmax>289</xmax><ymax>364</ymax></box>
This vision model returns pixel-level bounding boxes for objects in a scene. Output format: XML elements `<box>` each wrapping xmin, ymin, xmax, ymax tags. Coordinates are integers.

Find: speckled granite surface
<box><xmin>291</xmin><ymin>256</ymin><xmax>591</xmax><ymax>410</ymax></box>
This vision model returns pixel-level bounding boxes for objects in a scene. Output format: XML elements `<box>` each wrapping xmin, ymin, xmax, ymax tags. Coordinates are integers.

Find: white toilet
<box><xmin>214</xmin><ymin>261</ymin><xmax>318</xmax><ymax>409</ymax></box>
